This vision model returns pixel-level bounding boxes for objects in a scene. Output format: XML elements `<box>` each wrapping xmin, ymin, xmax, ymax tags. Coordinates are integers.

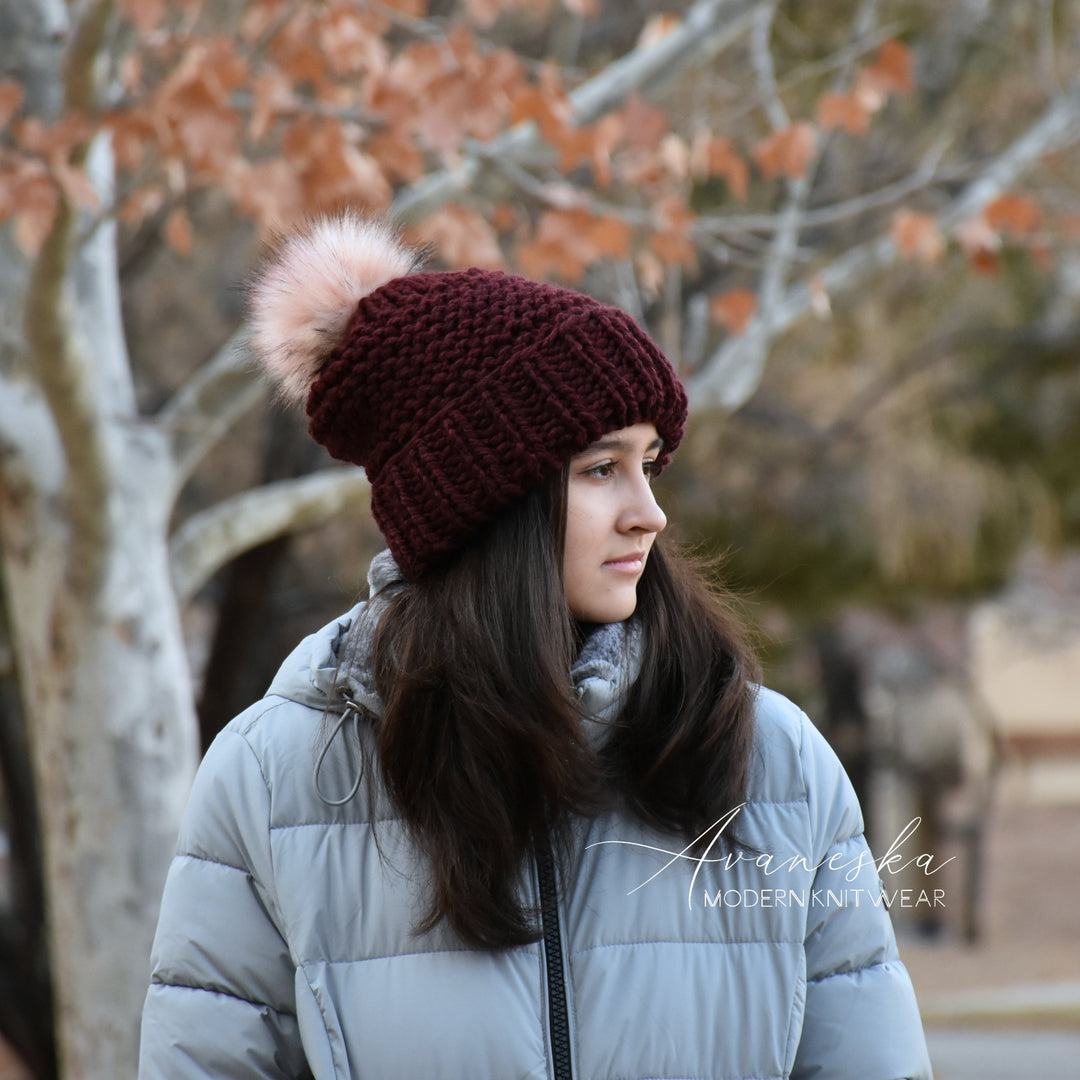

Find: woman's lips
<box><xmin>603</xmin><ymin>554</ymin><xmax>645</xmax><ymax>573</ymax></box>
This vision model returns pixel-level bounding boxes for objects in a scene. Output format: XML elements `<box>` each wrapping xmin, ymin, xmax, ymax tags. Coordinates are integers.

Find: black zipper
<box><xmin>536</xmin><ymin>846</ymin><xmax>573</xmax><ymax>1080</ymax></box>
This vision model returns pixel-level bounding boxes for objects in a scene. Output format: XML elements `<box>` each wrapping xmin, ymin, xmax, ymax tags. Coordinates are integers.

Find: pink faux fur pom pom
<box><xmin>248</xmin><ymin>214</ymin><xmax>422</xmax><ymax>404</ymax></box>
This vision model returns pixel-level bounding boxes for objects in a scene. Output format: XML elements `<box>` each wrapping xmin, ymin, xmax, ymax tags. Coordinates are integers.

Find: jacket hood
<box><xmin>264</xmin><ymin>549</ymin><xmax>643</xmax><ymax>728</ymax></box>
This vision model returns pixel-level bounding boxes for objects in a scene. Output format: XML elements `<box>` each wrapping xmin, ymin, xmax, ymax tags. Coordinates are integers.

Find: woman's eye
<box><xmin>584</xmin><ymin>461</ymin><xmax>616</xmax><ymax>479</ymax></box>
<box><xmin>643</xmin><ymin>459</ymin><xmax>658</xmax><ymax>480</ymax></box>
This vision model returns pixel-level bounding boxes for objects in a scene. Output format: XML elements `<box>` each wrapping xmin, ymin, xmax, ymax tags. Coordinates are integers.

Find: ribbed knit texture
<box><xmin>307</xmin><ymin>268</ymin><xmax>687</xmax><ymax>578</ymax></box>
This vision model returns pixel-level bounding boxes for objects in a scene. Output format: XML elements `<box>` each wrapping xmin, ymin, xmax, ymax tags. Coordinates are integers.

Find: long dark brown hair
<box><xmin>366</xmin><ymin>472</ymin><xmax>760</xmax><ymax>949</ymax></box>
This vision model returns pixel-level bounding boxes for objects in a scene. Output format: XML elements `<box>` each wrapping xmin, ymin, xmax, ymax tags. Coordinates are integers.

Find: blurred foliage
<box><xmin>669</xmin><ymin>254</ymin><xmax>1080</xmax><ymax>620</ymax></box>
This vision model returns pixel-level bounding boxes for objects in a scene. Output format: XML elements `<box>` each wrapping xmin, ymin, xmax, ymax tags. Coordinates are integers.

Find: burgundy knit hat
<box><xmin>249</xmin><ymin>213</ymin><xmax>688</xmax><ymax>579</ymax></box>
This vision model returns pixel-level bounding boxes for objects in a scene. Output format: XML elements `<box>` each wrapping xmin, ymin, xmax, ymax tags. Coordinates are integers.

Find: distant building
<box><xmin>970</xmin><ymin>549</ymin><xmax>1080</xmax><ymax>805</ymax></box>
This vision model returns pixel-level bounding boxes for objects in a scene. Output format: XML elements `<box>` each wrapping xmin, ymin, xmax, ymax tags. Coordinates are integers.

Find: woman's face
<box><xmin>563</xmin><ymin>422</ymin><xmax>668</xmax><ymax>624</ymax></box>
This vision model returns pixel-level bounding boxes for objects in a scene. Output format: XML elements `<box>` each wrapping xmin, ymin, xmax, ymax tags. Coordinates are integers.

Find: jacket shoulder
<box><xmin>173</xmin><ymin>700</ymin><xmax>301</xmax><ymax>869</ymax></box>
<box><xmin>744</xmin><ymin>686</ymin><xmax>864</xmax><ymax>863</ymax></box>
<box><xmin>225</xmin><ymin>693</ymin><xmax>325</xmax><ymax>771</ymax></box>
<box><xmin>218</xmin><ymin>692</ymin><xmax>374</xmax><ymax>834</ymax></box>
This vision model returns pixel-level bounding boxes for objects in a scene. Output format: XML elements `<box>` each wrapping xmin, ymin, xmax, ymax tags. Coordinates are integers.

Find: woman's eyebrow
<box><xmin>582</xmin><ymin>435</ymin><xmax>665</xmax><ymax>453</ymax></box>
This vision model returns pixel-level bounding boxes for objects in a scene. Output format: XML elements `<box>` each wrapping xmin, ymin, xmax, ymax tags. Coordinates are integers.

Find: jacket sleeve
<box><xmin>139</xmin><ymin>719</ymin><xmax>312</xmax><ymax>1080</ymax></box>
<box><xmin>792</xmin><ymin>716</ymin><xmax>933</xmax><ymax>1080</ymax></box>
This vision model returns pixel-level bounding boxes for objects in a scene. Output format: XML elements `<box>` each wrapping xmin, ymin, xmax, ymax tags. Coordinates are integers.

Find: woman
<box><xmin>139</xmin><ymin>214</ymin><xmax>932</xmax><ymax>1079</ymax></box>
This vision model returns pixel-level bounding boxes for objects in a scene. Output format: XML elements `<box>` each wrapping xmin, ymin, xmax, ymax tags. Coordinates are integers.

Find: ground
<box><xmin>903</xmin><ymin>798</ymin><xmax>1080</xmax><ymax>1079</ymax></box>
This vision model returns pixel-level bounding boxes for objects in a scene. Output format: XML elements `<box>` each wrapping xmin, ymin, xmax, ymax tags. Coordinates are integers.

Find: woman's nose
<box><xmin>621</xmin><ymin>476</ymin><xmax>667</xmax><ymax>535</ymax></box>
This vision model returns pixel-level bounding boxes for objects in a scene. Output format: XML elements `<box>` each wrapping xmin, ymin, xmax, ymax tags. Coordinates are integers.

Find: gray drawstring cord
<box><xmin>313</xmin><ymin>696</ymin><xmax>365</xmax><ymax>806</ymax></box>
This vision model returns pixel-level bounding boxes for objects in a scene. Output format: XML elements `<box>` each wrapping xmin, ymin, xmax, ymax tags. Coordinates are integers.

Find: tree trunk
<box><xmin>0</xmin><ymin>608</ymin><xmax>55</xmax><ymax>1080</ymax></box>
<box><xmin>0</xmin><ymin>380</ymin><xmax>199</xmax><ymax>1079</ymax></box>
<box><xmin>1</xmin><ymin>4</ymin><xmax>200</xmax><ymax>1069</ymax></box>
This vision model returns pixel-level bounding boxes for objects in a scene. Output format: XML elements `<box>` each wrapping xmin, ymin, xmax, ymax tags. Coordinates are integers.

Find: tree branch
<box><xmin>750</xmin><ymin>2</ymin><xmax>788</xmax><ymax>131</ymax></box>
<box><xmin>943</xmin><ymin>85</ymin><xmax>1080</xmax><ymax>223</ymax></box>
<box><xmin>17</xmin><ymin>275</ymin><xmax>91</xmax><ymax>509</ymax></box>
<box><xmin>712</xmin><ymin>0</ymin><xmax>880</xmax><ymax>396</ymax></box>
<box><xmin>696</xmin><ymin>140</ymin><xmax>950</xmax><ymax>236</ymax></box>
<box><xmin>729</xmin><ymin>1</ymin><xmax>816</xmax><ymax>405</ymax></box>
<box><xmin>169</xmin><ymin>468</ymin><xmax>371</xmax><ymax>603</ymax></box>
<box><xmin>21</xmin><ymin>0</ymin><xmax>117</xmax><ymax>596</ymax></box>
<box><xmin>390</xmin><ymin>0</ymin><xmax>757</xmax><ymax>223</ymax></box>
<box><xmin>488</xmin><ymin>133</ymin><xmax>950</xmax><ymax>254</ymax></box>
<box><xmin>156</xmin><ymin>329</ymin><xmax>266</xmax><ymax>505</ymax></box>
<box><xmin>62</xmin><ymin>0</ymin><xmax>111</xmax><ymax>113</ymax></box>
<box><xmin>567</xmin><ymin>0</ymin><xmax>756</xmax><ymax>125</ymax></box>
<box><xmin>687</xmin><ymin>79</ymin><xmax>1080</xmax><ymax>411</ymax></box>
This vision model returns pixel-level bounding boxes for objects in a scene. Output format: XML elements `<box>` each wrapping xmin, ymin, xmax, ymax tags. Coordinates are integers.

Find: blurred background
<box><xmin>1</xmin><ymin>1</ymin><xmax>1079</xmax><ymax>1077</ymax></box>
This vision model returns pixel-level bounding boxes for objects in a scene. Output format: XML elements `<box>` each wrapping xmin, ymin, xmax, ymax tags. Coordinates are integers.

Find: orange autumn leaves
<box><xmin>0</xmin><ymin>15</ymin><xmax>886</xmax><ymax>263</ymax></box>
<box><xmin>752</xmin><ymin>40</ymin><xmax>913</xmax><ymax>179</ymax></box>
<box><xmin>717</xmin><ymin>41</ymin><xmax>913</xmax><ymax>334</ymax></box>
<box><xmin>816</xmin><ymin>39</ymin><xmax>914</xmax><ymax>136</ymax></box>
<box><xmin>0</xmin><ymin>85</ymin><xmax>99</xmax><ymax>253</ymax></box>
<box><xmin>1</xmin><ymin>2</ymin><xmax>604</xmax><ymax>260</ymax></box>
<box><xmin>0</xmin><ymin>13</ymin><xmax>1058</xmax><ymax>325</ymax></box>
<box><xmin>892</xmin><ymin>194</ymin><xmax>1044</xmax><ymax>275</ymax></box>
<box><xmin>1</xmin><ymin>5</ymin><xmax>529</xmax><ymax>257</ymax></box>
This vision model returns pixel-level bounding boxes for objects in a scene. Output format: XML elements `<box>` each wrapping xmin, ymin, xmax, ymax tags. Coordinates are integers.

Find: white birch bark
<box><xmin>0</xmin><ymin>4</ymin><xmax>198</xmax><ymax>1076</ymax></box>
<box><xmin>0</xmin><ymin>377</ymin><xmax>198</xmax><ymax>1080</ymax></box>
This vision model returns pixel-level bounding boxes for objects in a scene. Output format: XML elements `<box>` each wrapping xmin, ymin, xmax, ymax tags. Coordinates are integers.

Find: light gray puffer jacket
<box><xmin>141</xmin><ymin>557</ymin><xmax>932</xmax><ymax>1080</ymax></box>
